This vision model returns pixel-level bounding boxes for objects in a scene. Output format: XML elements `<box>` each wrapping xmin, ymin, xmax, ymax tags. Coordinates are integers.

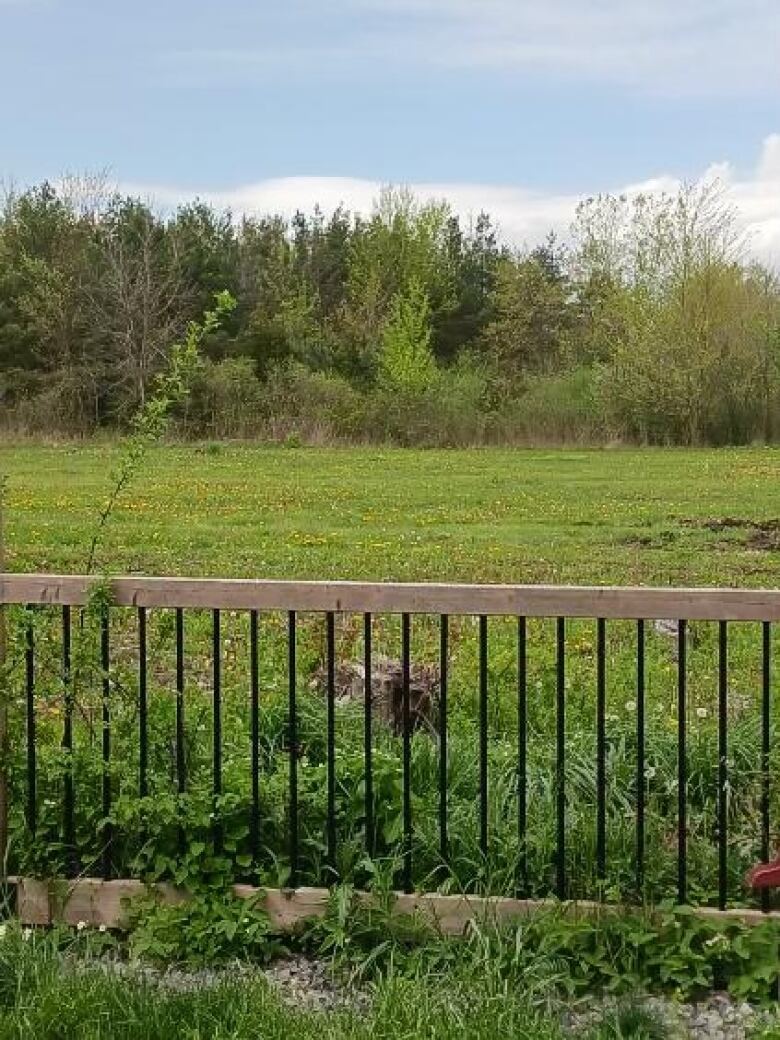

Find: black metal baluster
<box><xmin>556</xmin><ymin>616</ymin><xmax>566</xmax><ymax>899</ymax></box>
<box><xmin>677</xmin><ymin>619</ymin><xmax>688</xmax><ymax>904</ymax></box>
<box><xmin>212</xmin><ymin>609</ymin><xmax>223</xmax><ymax>852</ymax></box>
<box><xmin>138</xmin><ymin>608</ymin><xmax>148</xmax><ymax>799</ymax></box>
<box><xmin>62</xmin><ymin>605</ymin><xmax>76</xmax><ymax>877</ymax></box>
<box><xmin>25</xmin><ymin>611</ymin><xmax>36</xmax><ymax>836</ymax></box>
<box><xmin>636</xmin><ymin>619</ymin><xmax>646</xmax><ymax>896</ymax></box>
<box><xmin>175</xmin><ymin>609</ymin><xmax>186</xmax><ymax>791</ymax></box>
<box><xmin>101</xmin><ymin>608</ymin><xmax>112</xmax><ymax>879</ymax></box>
<box><xmin>175</xmin><ymin>608</ymin><xmax>186</xmax><ymax>853</ymax></box>
<box><xmin>288</xmin><ymin>610</ymin><xmax>299</xmax><ymax>887</ymax></box>
<box><xmin>326</xmin><ymin>611</ymin><xmax>337</xmax><ymax>877</ymax></box>
<box><xmin>363</xmin><ymin>612</ymin><xmax>373</xmax><ymax>858</ymax></box>
<box><xmin>762</xmin><ymin>622</ymin><xmax>771</xmax><ymax>913</ymax></box>
<box><xmin>479</xmin><ymin>615</ymin><xmax>489</xmax><ymax>859</ymax></box>
<box><xmin>596</xmin><ymin>617</ymin><xmax>606</xmax><ymax>883</ymax></box>
<box><xmin>439</xmin><ymin>614</ymin><xmax>448</xmax><ymax>869</ymax></box>
<box><xmin>402</xmin><ymin>612</ymin><xmax>413</xmax><ymax>893</ymax></box>
<box><xmin>250</xmin><ymin>610</ymin><xmax>260</xmax><ymax>867</ymax></box>
<box><xmin>718</xmin><ymin>621</ymin><xmax>728</xmax><ymax>910</ymax></box>
<box><xmin>517</xmin><ymin>616</ymin><xmax>527</xmax><ymax>897</ymax></box>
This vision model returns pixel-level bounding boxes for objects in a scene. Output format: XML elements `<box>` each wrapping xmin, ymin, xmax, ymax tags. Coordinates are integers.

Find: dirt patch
<box><xmin>745</xmin><ymin>528</ymin><xmax>780</xmax><ymax>551</ymax></box>
<box><xmin>679</xmin><ymin>517</ymin><xmax>780</xmax><ymax>551</ymax></box>
<box><xmin>620</xmin><ymin>530</ymin><xmax>678</xmax><ymax>549</ymax></box>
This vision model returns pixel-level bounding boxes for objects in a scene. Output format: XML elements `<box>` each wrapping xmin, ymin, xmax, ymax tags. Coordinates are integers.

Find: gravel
<box><xmin>76</xmin><ymin>954</ymin><xmax>780</xmax><ymax>1036</ymax></box>
<box><xmin>261</xmin><ymin>959</ymin><xmax>780</xmax><ymax>1037</ymax></box>
<box><xmin>263</xmin><ymin>955</ymin><xmax>370</xmax><ymax>1013</ymax></box>
<box><xmin>82</xmin><ymin>954</ymin><xmax>369</xmax><ymax>1014</ymax></box>
<box><xmin>565</xmin><ymin>992</ymin><xmax>779</xmax><ymax>1039</ymax></box>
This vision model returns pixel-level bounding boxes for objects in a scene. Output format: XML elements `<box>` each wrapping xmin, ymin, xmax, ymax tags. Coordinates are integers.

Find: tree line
<box><xmin>1</xmin><ymin>176</ymin><xmax>778</xmax><ymax>445</ymax></box>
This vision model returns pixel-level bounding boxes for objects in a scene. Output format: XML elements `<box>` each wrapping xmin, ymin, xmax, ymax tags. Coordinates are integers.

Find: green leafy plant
<box><xmin>304</xmin><ymin>860</ymin><xmax>438</xmax><ymax>980</ymax></box>
<box><xmin>126</xmin><ymin>888</ymin><xmax>283</xmax><ymax>967</ymax></box>
<box><xmin>304</xmin><ymin>894</ymin><xmax>780</xmax><ymax>1005</ymax></box>
<box><xmin>513</xmin><ymin>905</ymin><xmax>780</xmax><ymax>1003</ymax></box>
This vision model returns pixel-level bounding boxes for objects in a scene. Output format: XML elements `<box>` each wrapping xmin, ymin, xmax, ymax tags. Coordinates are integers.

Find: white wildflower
<box><xmin>625</xmin><ymin>700</ymin><xmax>637</xmax><ymax>713</ymax></box>
<box><xmin>696</xmin><ymin>707</ymin><xmax>709</xmax><ymax>719</ymax></box>
<box><xmin>22</xmin><ymin>928</ymin><xmax>32</xmax><ymax>942</ymax></box>
<box><xmin>98</xmin><ymin>924</ymin><xmax>107</xmax><ymax>933</ymax></box>
<box><xmin>705</xmin><ymin>933</ymin><xmax>728</xmax><ymax>948</ymax></box>
<box><xmin>76</xmin><ymin>920</ymin><xmax>87</xmax><ymax>932</ymax></box>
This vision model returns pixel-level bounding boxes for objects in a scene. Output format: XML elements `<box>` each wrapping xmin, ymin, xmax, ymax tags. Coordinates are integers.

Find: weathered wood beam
<box><xmin>2</xmin><ymin>574</ymin><xmax>780</xmax><ymax>621</ymax></box>
<box><xmin>9</xmin><ymin>878</ymin><xmax>780</xmax><ymax>932</ymax></box>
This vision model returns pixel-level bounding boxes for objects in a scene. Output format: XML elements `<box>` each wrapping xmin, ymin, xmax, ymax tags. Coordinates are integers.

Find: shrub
<box><xmin>360</xmin><ymin>359</ymin><xmax>489</xmax><ymax>446</ymax></box>
<box><xmin>495</xmin><ymin>367</ymin><xmax>604</xmax><ymax>444</ymax></box>
<box><xmin>181</xmin><ymin>358</ymin><xmax>266</xmax><ymax>439</ymax></box>
<box><xmin>1</xmin><ymin>369</ymin><xmax>99</xmax><ymax>436</ymax></box>
<box><xmin>259</xmin><ymin>364</ymin><xmax>366</xmax><ymax>442</ymax></box>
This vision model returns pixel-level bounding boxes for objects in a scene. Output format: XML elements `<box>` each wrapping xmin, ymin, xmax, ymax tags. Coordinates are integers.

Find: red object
<box><xmin>747</xmin><ymin>856</ymin><xmax>780</xmax><ymax>889</ymax></box>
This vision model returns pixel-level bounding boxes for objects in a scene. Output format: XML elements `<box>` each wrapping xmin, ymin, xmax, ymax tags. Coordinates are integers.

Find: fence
<box><xmin>2</xmin><ymin>573</ymin><xmax>780</xmax><ymax>924</ymax></box>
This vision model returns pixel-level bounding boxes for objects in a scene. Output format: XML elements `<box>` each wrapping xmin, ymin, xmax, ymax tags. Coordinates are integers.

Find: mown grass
<box><xmin>2</xmin><ymin>442</ymin><xmax>780</xmax><ymax>585</ymax></box>
<box><xmin>3</xmin><ymin>443</ymin><xmax>780</xmax><ymax>907</ymax></box>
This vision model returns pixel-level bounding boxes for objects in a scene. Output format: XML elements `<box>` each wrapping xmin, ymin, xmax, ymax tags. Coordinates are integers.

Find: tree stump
<box><xmin>310</xmin><ymin>657</ymin><xmax>439</xmax><ymax>735</ymax></box>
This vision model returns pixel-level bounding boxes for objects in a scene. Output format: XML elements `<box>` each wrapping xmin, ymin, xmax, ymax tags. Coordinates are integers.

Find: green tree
<box><xmin>481</xmin><ymin>241</ymin><xmax>575</xmax><ymax>397</ymax></box>
<box><xmin>0</xmin><ymin>182</ymin><xmax>101</xmax><ymax>427</ymax></box>
<box><xmin>380</xmin><ymin>280</ymin><xmax>437</xmax><ymax>393</ymax></box>
<box><xmin>574</xmin><ymin>183</ymin><xmax>780</xmax><ymax>443</ymax></box>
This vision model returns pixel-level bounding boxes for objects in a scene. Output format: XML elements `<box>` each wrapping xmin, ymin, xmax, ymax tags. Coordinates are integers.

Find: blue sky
<box><xmin>1</xmin><ymin>0</ymin><xmax>779</xmax><ymax>258</ymax></box>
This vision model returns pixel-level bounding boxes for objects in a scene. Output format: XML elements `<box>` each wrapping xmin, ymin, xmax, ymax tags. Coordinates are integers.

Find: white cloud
<box><xmin>121</xmin><ymin>134</ymin><xmax>780</xmax><ymax>268</ymax></box>
<box><xmin>163</xmin><ymin>0</ymin><xmax>780</xmax><ymax>97</ymax></box>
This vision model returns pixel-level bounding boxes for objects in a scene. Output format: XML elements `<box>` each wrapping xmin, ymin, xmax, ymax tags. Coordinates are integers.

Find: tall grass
<box><xmin>0</xmin><ymin>924</ymin><xmax>572</xmax><ymax>1040</ymax></box>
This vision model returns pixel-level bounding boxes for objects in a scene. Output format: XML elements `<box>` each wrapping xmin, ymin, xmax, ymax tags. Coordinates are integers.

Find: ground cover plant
<box><xmin>2</xmin><ymin>444</ymin><xmax>780</xmax><ymax>912</ymax></box>
<box><xmin>4</xmin><ymin>906</ymin><xmax>780</xmax><ymax>1039</ymax></box>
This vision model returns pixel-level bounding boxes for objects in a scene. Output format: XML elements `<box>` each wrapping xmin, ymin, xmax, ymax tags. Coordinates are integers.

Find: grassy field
<box><xmin>2</xmin><ymin>442</ymin><xmax>780</xmax><ymax>585</ymax></box>
<box><xmin>4</xmin><ymin>443</ymin><xmax>780</xmax><ymax>910</ymax></box>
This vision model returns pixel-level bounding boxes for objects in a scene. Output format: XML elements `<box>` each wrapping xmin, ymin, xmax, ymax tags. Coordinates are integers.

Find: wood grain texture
<box><xmin>3</xmin><ymin>573</ymin><xmax>780</xmax><ymax>620</ymax></box>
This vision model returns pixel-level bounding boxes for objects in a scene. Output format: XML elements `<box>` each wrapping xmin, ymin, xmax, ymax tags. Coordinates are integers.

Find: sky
<box><xmin>1</xmin><ymin>0</ymin><xmax>779</xmax><ymax>262</ymax></box>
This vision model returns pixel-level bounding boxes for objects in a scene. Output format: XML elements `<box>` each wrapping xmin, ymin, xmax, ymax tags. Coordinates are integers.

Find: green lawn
<box><xmin>2</xmin><ymin>442</ymin><xmax>780</xmax><ymax>586</ymax></box>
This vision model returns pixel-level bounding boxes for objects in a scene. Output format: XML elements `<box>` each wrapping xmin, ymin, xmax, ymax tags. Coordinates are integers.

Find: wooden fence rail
<box><xmin>3</xmin><ymin>572</ymin><xmax>780</xmax><ymax>620</ymax></box>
